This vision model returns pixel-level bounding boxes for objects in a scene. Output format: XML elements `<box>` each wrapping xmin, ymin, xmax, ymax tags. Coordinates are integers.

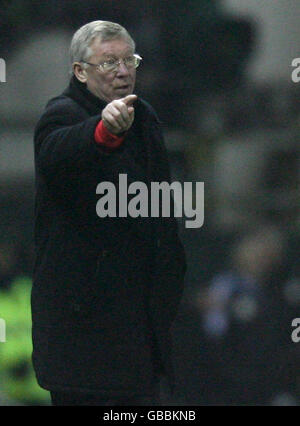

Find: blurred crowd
<box><xmin>0</xmin><ymin>0</ymin><xmax>300</xmax><ymax>405</ymax></box>
<box><xmin>174</xmin><ymin>224</ymin><xmax>300</xmax><ymax>405</ymax></box>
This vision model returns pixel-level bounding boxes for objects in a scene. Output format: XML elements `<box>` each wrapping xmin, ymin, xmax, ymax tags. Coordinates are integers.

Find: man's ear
<box><xmin>73</xmin><ymin>62</ymin><xmax>88</xmax><ymax>83</ymax></box>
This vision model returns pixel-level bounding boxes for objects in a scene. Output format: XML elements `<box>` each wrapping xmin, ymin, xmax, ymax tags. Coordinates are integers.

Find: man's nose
<box><xmin>116</xmin><ymin>60</ymin><xmax>130</xmax><ymax>76</ymax></box>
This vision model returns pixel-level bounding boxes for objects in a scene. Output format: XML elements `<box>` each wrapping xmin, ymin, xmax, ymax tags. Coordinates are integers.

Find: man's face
<box><xmin>83</xmin><ymin>37</ymin><xmax>136</xmax><ymax>103</ymax></box>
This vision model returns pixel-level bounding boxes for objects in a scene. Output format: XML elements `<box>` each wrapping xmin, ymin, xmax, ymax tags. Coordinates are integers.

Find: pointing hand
<box><xmin>101</xmin><ymin>95</ymin><xmax>137</xmax><ymax>135</ymax></box>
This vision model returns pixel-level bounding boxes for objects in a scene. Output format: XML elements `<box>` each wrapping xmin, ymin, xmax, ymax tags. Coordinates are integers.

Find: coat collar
<box><xmin>63</xmin><ymin>75</ymin><xmax>147</xmax><ymax>120</ymax></box>
<box><xmin>63</xmin><ymin>75</ymin><xmax>107</xmax><ymax>116</ymax></box>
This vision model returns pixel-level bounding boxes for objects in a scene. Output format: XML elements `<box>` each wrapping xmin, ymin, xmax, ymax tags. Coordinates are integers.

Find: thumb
<box><xmin>128</xmin><ymin>106</ymin><xmax>134</xmax><ymax>114</ymax></box>
<box><xmin>122</xmin><ymin>94</ymin><xmax>137</xmax><ymax>107</ymax></box>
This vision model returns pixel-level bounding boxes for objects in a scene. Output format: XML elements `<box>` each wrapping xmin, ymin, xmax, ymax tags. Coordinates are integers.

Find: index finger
<box><xmin>121</xmin><ymin>94</ymin><xmax>138</xmax><ymax>107</ymax></box>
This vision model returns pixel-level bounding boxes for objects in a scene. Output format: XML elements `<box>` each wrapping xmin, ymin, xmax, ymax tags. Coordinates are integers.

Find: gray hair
<box><xmin>70</xmin><ymin>20</ymin><xmax>135</xmax><ymax>71</ymax></box>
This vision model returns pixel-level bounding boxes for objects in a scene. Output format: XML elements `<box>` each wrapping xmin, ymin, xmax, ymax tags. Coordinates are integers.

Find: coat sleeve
<box><xmin>34</xmin><ymin>99</ymin><xmax>102</xmax><ymax>178</ymax></box>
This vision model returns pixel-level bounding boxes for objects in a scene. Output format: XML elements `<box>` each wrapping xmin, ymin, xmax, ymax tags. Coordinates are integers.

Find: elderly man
<box><xmin>32</xmin><ymin>20</ymin><xmax>186</xmax><ymax>406</ymax></box>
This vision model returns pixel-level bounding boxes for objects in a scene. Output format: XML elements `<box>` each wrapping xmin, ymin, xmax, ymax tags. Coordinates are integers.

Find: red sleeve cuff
<box><xmin>94</xmin><ymin>120</ymin><xmax>125</xmax><ymax>150</ymax></box>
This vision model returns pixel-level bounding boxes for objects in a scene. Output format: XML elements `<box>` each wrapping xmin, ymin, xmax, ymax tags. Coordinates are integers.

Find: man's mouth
<box><xmin>115</xmin><ymin>85</ymin><xmax>130</xmax><ymax>90</ymax></box>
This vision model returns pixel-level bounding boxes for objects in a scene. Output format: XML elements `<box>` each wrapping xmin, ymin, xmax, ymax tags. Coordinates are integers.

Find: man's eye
<box><xmin>125</xmin><ymin>57</ymin><xmax>135</xmax><ymax>65</ymax></box>
<box><xmin>104</xmin><ymin>59</ymin><xmax>117</xmax><ymax>66</ymax></box>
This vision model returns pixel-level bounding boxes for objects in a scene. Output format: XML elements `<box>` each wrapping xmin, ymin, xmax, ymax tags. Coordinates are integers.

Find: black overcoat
<box><xmin>31</xmin><ymin>76</ymin><xmax>186</xmax><ymax>397</ymax></box>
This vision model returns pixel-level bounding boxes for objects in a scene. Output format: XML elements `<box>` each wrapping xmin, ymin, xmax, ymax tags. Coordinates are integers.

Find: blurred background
<box><xmin>0</xmin><ymin>0</ymin><xmax>300</xmax><ymax>405</ymax></box>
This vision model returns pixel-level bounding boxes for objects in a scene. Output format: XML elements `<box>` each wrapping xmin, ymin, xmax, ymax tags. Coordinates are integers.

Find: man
<box><xmin>32</xmin><ymin>20</ymin><xmax>186</xmax><ymax>406</ymax></box>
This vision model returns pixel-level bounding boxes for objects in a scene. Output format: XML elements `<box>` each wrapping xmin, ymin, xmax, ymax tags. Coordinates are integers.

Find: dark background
<box><xmin>0</xmin><ymin>0</ymin><xmax>299</xmax><ymax>405</ymax></box>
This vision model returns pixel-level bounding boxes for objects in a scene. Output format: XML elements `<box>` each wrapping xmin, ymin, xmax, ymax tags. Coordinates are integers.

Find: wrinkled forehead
<box><xmin>88</xmin><ymin>37</ymin><xmax>135</xmax><ymax>60</ymax></box>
